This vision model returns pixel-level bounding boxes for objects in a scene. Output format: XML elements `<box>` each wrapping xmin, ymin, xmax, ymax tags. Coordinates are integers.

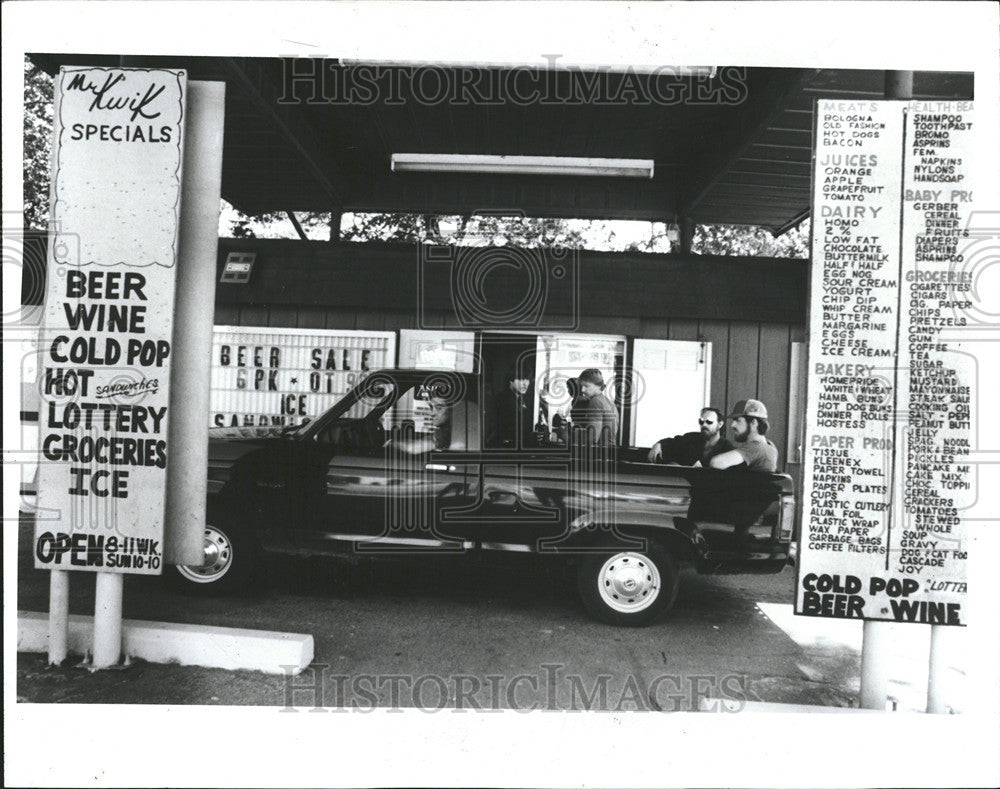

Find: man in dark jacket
<box><xmin>647</xmin><ymin>407</ymin><xmax>732</xmax><ymax>466</ymax></box>
<box><xmin>488</xmin><ymin>372</ymin><xmax>535</xmax><ymax>448</ymax></box>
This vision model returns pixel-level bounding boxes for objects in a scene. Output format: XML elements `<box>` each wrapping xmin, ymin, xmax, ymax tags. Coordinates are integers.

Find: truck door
<box><xmin>315</xmin><ymin>379</ymin><xmax>480</xmax><ymax>552</ymax></box>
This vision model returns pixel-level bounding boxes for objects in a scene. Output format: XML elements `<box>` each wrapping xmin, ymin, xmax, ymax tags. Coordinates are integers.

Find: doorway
<box><xmin>479</xmin><ymin>334</ymin><xmax>540</xmax><ymax>446</ymax></box>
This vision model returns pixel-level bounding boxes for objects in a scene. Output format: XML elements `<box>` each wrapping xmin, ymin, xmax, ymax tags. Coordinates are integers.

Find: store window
<box><xmin>630</xmin><ymin>339</ymin><xmax>712</xmax><ymax>448</ymax></box>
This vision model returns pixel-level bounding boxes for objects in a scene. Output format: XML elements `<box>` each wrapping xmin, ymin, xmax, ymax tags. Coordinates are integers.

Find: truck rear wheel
<box><xmin>576</xmin><ymin>545</ymin><xmax>678</xmax><ymax>626</ymax></box>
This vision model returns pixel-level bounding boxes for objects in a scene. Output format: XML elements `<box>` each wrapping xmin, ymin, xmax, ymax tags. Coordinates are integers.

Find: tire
<box><xmin>576</xmin><ymin>544</ymin><xmax>679</xmax><ymax>626</ymax></box>
<box><xmin>166</xmin><ymin>517</ymin><xmax>259</xmax><ymax>597</ymax></box>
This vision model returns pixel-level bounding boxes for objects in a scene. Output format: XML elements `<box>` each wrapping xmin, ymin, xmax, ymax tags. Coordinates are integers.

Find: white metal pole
<box><xmin>860</xmin><ymin>620</ymin><xmax>891</xmax><ymax>709</ymax></box>
<box><xmin>926</xmin><ymin>625</ymin><xmax>949</xmax><ymax>713</ymax></box>
<box><xmin>48</xmin><ymin>569</ymin><xmax>69</xmax><ymax>664</ymax></box>
<box><xmin>857</xmin><ymin>70</ymin><xmax>914</xmax><ymax>713</ymax></box>
<box><xmin>91</xmin><ymin>571</ymin><xmax>124</xmax><ymax>668</ymax></box>
<box><xmin>164</xmin><ymin>80</ymin><xmax>226</xmax><ymax>567</ymax></box>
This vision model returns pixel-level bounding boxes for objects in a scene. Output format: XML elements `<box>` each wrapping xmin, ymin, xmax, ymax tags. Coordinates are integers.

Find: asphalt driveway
<box><xmin>16</xmin><ymin>515</ymin><xmax>854</xmax><ymax>709</ymax></box>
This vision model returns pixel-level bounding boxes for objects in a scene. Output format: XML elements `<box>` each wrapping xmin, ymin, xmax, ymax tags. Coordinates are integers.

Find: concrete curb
<box><xmin>700</xmin><ymin>698</ymin><xmax>882</xmax><ymax>713</ymax></box>
<box><xmin>18</xmin><ymin>611</ymin><xmax>313</xmax><ymax>675</ymax></box>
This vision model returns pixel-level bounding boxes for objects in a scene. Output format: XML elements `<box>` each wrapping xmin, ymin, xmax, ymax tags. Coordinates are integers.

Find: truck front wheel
<box><xmin>167</xmin><ymin>518</ymin><xmax>259</xmax><ymax>596</ymax></box>
<box><xmin>576</xmin><ymin>545</ymin><xmax>678</xmax><ymax>626</ymax></box>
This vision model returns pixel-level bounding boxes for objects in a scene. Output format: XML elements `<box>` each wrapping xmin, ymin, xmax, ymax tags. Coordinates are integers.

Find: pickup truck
<box><xmin>172</xmin><ymin>369</ymin><xmax>795</xmax><ymax>626</ymax></box>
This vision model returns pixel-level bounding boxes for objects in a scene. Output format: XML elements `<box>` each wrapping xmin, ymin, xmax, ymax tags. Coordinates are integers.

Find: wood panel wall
<box><xmin>216</xmin><ymin>238</ymin><xmax>808</xmax><ymax>323</ymax></box>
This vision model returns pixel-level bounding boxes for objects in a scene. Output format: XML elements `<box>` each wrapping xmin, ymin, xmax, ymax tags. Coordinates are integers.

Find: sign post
<box><xmin>35</xmin><ymin>67</ymin><xmax>187</xmax><ymax>667</ymax></box>
<box><xmin>93</xmin><ymin>572</ymin><xmax>124</xmax><ymax>668</ymax></box>
<box><xmin>47</xmin><ymin>569</ymin><xmax>69</xmax><ymax>665</ymax></box>
<box><xmin>926</xmin><ymin>624</ymin><xmax>949</xmax><ymax>714</ymax></box>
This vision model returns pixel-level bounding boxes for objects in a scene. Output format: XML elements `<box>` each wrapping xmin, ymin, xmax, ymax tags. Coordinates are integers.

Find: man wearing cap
<box><xmin>647</xmin><ymin>407</ymin><xmax>733</xmax><ymax>466</ymax></box>
<box><xmin>572</xmin><ymin>368</ymin><xmax>618</xmax><ymax>447</ymax></box>
<box><xmin>709</xmin><ymin>399</ymin><xmax>779</xmax><ymax>472</ymax></box>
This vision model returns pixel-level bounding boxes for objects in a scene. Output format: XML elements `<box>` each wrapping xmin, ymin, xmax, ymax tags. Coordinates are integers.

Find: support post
<box><xmin>91</xmin><ymin>572</ymin><xmax>124</xmax><ymax>668</ymax></box>
<box><xmin>679</xmin><ymin>216</ymin><xmax>695</xmax><ymax>254</ymax></box>
<box><xmin>860</xmin><ymin>619</ymin><xmax>891</xmax><ymax>709</ymax></box>
<box><xmin>48</xmin><ymin>569</ymin><xmax>69</xmax><ymax>665</ymax></box>
<box><xmin>287</xmin><ymin>209</ymin><xmax>308</xmax><ymax>241</ymax></box>
<box><xmin>164</xmin><ymin>80</ymin><xmax>227</xmax><ymax>567</ymax></box>
<box><xmin>329</xmin><ymin>208</ymin><xmax>342</xmax><ymax>242</ymax></box>
<box><xmin>885</xmin><ymin>71</ymin><xmax>914</xmax><ymax>101</ymax></box>
<box><xmin>926</xmin><ymin>625</ymin><xmax>949</xmax><ymax>714</ymax></box>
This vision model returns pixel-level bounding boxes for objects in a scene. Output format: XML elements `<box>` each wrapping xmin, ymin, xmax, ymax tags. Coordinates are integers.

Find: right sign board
<box><xmin>797</xmin><ymin>99</ymin><xmax>975</xmax><ymax>625</ymax></box>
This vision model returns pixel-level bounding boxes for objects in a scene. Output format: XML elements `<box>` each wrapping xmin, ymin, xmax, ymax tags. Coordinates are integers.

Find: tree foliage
<box><xmin>341</xmin><ymin>213</ymin><xmax>595</xmax><ymax>248</ymax></box>
<box><xmin>693</xmin><ymin>221</ymin><xmax>810</xmax><ymax>258</ymax></box>
<box><xmin>226</xmin><ymin>206</ymin><xmax>331</xmax><ymax>239</ymax></box>
<box><xmin>227</xmin><ymin>208</ymin><xmax>285</xmax><ymax>239</ymax></box>
<box><xmin>23</xmin><ymin>60</ymin><xmax>53</xmax><ymax>231</ymax></box>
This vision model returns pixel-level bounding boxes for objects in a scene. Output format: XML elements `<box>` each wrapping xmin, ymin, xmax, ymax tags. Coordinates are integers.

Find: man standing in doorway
<box><xmin>709</xmin><ymin>399</ymin><xmax>779</xmax><ymax>472</ymax></box>
<box><xmin>647</xmin><ymin>407</ymin><xmax>732</xmax><ymax>466</ymax></box>
<box><xmin>489</xmin><ymin>372</ymin><xmax>534</xmax><ymax>448</ymax></box>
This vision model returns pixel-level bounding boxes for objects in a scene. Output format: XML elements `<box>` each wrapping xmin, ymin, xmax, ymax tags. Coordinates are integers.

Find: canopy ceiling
<box><xmin>30</xmin><ymin>55</ymin><xmax>973</xmax><ymax>233</ymax></box>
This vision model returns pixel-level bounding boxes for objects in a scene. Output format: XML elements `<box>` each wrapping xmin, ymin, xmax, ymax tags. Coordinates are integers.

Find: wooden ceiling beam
<box><xmin>773</xmin><ymin>208</ymin><xmax>811</xmax><ymax>236</ymax></box>
<box><xmin>221</xmin><ymin>57</ymin><xmax>344</xmax><ymax>206</ymax></box>
<box><xmin>680</xmin><ymin>69</ymin><xmax>818</xmax><ymax>218</ymax></box>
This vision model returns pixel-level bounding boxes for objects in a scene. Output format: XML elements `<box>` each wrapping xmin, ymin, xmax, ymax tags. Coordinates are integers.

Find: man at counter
<box><xmin>646</xmin><ymin>407</ymin><xmax>732</xmax><ymax>466</ymax></box>
<box><xmin>709</xmin><ymin>399</ymin><xmax>779</xmax><ymax>472</ymax></box>
<box><xmin>572</xmin><ymin>368</ymin><xmax>619</xmax><ymax>447</ymax></box>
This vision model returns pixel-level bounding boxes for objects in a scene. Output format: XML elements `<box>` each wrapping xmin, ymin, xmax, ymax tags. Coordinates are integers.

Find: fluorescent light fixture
<box><xmin>344</xmin><ymin>59</ymin><xmax>716</xmax><ymax>78</ymax></box>
<box><xmin>391</xmin><ymin>154</ymin><xmax>654</xmax><ymax>178</ymax></box>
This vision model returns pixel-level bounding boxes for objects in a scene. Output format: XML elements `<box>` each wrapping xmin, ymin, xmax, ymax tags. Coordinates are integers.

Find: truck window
<box><xmin>388</xmin><ymin>383</ymin><xmax>480</xmax><ymax>454</ymax></box>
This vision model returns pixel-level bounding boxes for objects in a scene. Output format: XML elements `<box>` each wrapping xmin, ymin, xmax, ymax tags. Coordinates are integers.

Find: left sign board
<box><xmin>35</xmin><ymin>67</ymin><xmax>187</xmax><ymax>575</ymax></box>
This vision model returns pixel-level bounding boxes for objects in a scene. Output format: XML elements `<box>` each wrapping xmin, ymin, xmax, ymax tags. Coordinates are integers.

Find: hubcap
<box><xmin>597</xmin><ymin>552</ymin><xmax>661</xmax><ymax>614</ymax></box>
<box><xmin>175</xmin><ymin>525</ymin><xmax>233</xmax><ymax>584</ymax></box>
